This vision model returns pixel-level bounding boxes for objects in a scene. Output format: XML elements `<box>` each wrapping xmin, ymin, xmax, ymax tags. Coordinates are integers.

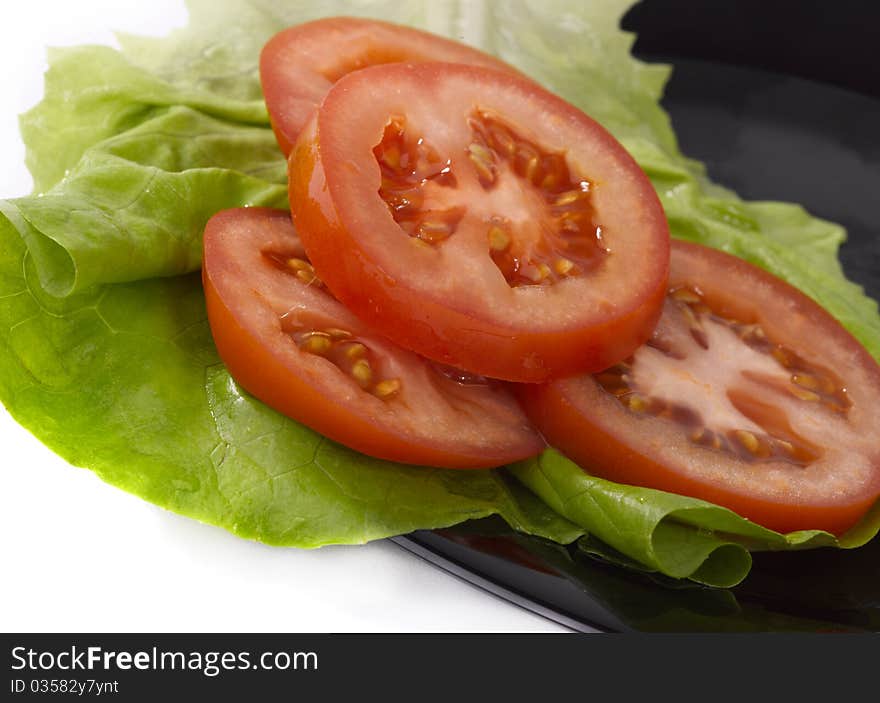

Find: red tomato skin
<box><xmin>518</xmin><ymin>241</ymin><xmax>880</xmax><ymax>536</ymax></box>
<box><xmin>260</xmin><ymin>16</ymin><xmax>523</xmax><ymax>154</ymax></box>
<box><xmin>203</xmin><ymin>208</ymin><xmax>544</xmax><ymax>469</ymax></box>
<box><xmin>289</xmin><ymin>68</ymin><xmax>670</xmax><ymax>383</ymax></box>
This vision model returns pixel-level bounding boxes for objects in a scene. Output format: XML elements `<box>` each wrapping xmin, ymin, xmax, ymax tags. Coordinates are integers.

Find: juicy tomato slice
<box><xmin>260</xmin><ymin>17</ymin><xmax>522</xmax><ymax>154</ymax></box>
<box><xmin>520</xmin><ymin>240</ymin><xmax>880</xmax><ymax>535</ymax></box>
<box><xmin>202</xmin><ymin>207</ymin><xmax>543</xmax><ymax>468</ymax></box>
<box><xmin>290</xmin><ymin>62</ymin><xmax>669</xmax><ymax>383</ymax></box>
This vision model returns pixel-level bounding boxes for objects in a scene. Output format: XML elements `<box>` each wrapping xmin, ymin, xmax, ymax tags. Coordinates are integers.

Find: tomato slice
<box><xmin>290</xmin><ymin>62</ymin><xmax>669</xmax><ymax>382</ymax></box>
<box><xmin>519</xmin><ymin>240</ymin><xmax>880</xmax><ymax>535</ymax></box>
<box><xmin>260</xmin><ymin>17</ymin><xmax>522</xmax><ymax>154</ymax></box>
<box><xmin>202</xmin><ymin>207</ymin><xmax>543</xmax><ymax>468</ymax></box>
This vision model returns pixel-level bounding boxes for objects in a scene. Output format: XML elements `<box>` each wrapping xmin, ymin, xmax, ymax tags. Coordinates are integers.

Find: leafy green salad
<box><xmin>1</xmin><ymin>0</ymin><xmax>879</xmax><ymax>589</ymax></box>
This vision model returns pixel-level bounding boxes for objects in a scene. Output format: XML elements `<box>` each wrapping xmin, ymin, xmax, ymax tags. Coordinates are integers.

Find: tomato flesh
<box><xmin>290</xmin><ymin>62</ymin><xmax>669</xmax><ymax>382</ymax></box>
<box><xmin>202</xmin><ymin>207</ymin><xmax>544</xmax><ymax>468</ymax></box>
<box><xmin>260</xmin><ymin>17</ymin><xmax>522</xmax><ymax>154</ymax></box>
<box><xmin>520</xmin><ymin>241</ymin><xmax>880</xmax><ymax>535</ymax></box>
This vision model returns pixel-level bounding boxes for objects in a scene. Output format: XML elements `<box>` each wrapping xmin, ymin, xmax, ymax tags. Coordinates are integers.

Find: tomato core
<box><xmin>595</xmin><ymin>284</ymin><xmax>852</xmax><ymax>467</ymax></box>
<box><xmin>374</xmin><ymin>111</ymin><xmax>608</xmax><ymax>287</ymax></box>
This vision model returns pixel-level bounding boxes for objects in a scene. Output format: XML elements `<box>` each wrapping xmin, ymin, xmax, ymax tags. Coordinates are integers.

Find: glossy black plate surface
<box><xmin>393</xmin><ymin>3</ymin><xmax>880</xmax><ymax>633</ymax></box>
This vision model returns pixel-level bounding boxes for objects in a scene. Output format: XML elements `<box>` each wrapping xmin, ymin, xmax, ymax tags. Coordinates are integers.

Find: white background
<box><xmin>0</xmin><ymin>0</ymin><xmax>567</xmax><ymax>633</ymax></box>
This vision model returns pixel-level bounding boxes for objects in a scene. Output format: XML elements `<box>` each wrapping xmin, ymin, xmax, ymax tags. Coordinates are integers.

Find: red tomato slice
<box><xmin>519</xmin><ymin>240</ymin><xmax>880</xmax><ymax>535</ymax></box>
<box><xmin>202</xmin><ymin>207</ymin><xmax>543</xmax><ymax>468</ymax></box>
<box><xmin>260</xmin><ymin>17</ymin><xmax>522</xmax><ymax>154</ymax></box>
<box><xmin>290</xmin><ymin>62</ymin><xmax>669</xmax><ymax>382</ymax></box>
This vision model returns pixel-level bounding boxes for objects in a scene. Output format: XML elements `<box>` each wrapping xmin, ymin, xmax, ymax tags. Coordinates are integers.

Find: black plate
<box><xmin>393</xmin><ymin>2</ymin><xmax>880</xmax><ymax>632</ymax></box>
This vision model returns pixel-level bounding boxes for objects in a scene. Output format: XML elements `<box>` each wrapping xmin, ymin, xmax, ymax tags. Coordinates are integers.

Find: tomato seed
<box><xmin>488</xmin><ymin>225</ymin><xmax>511</xmax><ymax>251</ymax></box>
<box><xmin>733</xmin><ymin>429</ymin><xmax>761</xmax><ymax>454</ymax></box>
<box><xmin>554</xmin><ymin>258</ymin><xmax>575</xmax><ymax>275</ymax></box>
<box><xmin>525</xmin><ymin>156</ymin><xmax>540</xmax><ymax>183</ymax></box>
<box><xmin>345</xmin><ymin>342</ymin><xmax>367</xmax><ymax>360</ymax></box>
<box><xmin>488</xmin><ymin>124</ymin><xmax>516</xmax><ymax>156</ymax></box>
<box><xmin>776</xmin><ymin>439</ymin><xmax>795</xmax><ymax>455</ymax></box>
<box><xmin>670</xmin><ymin>287</ymin><xmax>702</xmax><ymax>304</ymax></box>
<box><xmin>296</xmin><ymin>269</ymin><xmax>322</xmax><ymax>286</ymax></box>
<box><xmin>351</xmin><ymin>358</ymin><xmax>373</xmax><ymax>387</ymax></box>
<box><xmin>417</xmin><ymin>220</ymin><xmax>453</xmax><ymax>243</ymax></box>
<box><xmin>299</xmin><ymin>332</ymin><xmax>333</xmax><ymax>355</ymax></box>
<box><xmin>790</xmin><ymin>386</ymin><xmax>821</xmax><ymax>402</ymax></box>
<box><xmin>627</xmin><ymin>394</ymin><xmax>648</xmax><ymax>413</ymax></box>
<box><xmin>554</xmin><ymin>190</ymin><xmax>584</xmax><ymax>207</ymax></box>
<box><xmin>467</xmin><ymin>143</ymin><xmax>496</xmax><ymax>186</ymax></box>
<box><xmin>772</xmin><ymin>347</ymin><xmax>794</xmax><ymax>367</ymax></box>
<box><xmin>792</xmin><ymin>373</ymin><xmax>817</xmax><ymax>389</ymax></box>
<box><xmin>324</xmin><ymin>328</ymin><xmax>353</xmax><ymax>340</ymax></box>
<box><xmin>373</xmin><ymin>378</ymin><xmax>402</xmax><ymax>399</ymax></box>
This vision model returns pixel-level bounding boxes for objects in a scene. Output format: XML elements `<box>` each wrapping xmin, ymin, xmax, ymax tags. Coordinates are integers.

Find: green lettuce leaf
<box><xmin>0</xmin><ymin>216</ymin><xmax>581</xmax><ymax>546</ymax></box>
<box><xmin>511</xmin><ymin>451</ymin><xmax>880</xmax><ymax>588</ymax></box>
<box><xmin>21</xmin><ymin>44</ymin><xmax>270</xmax><ymax>195</ymax></box>
<box><xmin>1</xmin><ymin>0</ymin><xmax>879</xmax><ymax>587</ymax></box>
<box><xmin>13</xmin><ymin>89</ymin><xmax>286</xmax><ymax>295</ymax></box>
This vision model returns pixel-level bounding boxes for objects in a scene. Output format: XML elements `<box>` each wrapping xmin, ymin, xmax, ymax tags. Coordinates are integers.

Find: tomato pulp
<box><xmin>520</xmin><ymin>240</ymin><xmax>880</xmax><ymax>535</ymax></box>
<box><xmin>290</xmin><ymin>62</ymin><xmax>670</xmax><ymax>382</ymax></box>
<box><xmin>203</xmin><ymin>208</ymin><xmax>544</xmax><ymax>468</ymax></box>
<box><xmin>260</xmin><ymin>17</ymin><xmax>522</xmax><ymax>154</ymax></box>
